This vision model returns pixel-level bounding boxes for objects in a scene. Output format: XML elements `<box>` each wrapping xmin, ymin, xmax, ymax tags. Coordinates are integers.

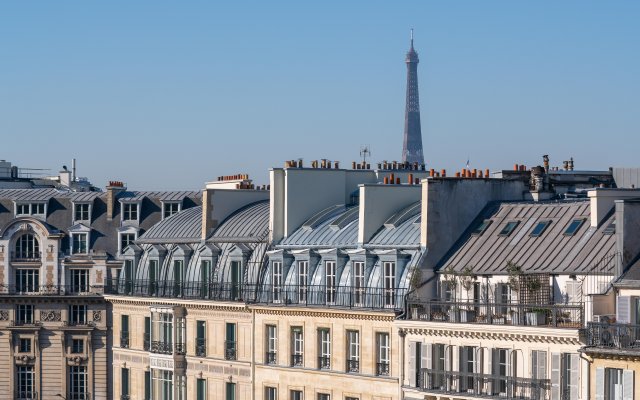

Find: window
<box><xmin>272</xmin><ymin>261</ymin><xmax>283</xmax><ymax>303</ymax></box>
<box><xmin>383</xmin><ymin>262</ymin><xmax>396</xmax><ymax>307</ymax></box>
<box><xmin>69</xmin><ymin>366</ymin><xmax>88</xmax><ymax>399</ymax></box>
<box><xmin>432</xmin><ymin>344</ymin><xmax>447</xmax><ymax>388</ymax></box>
<box><xmin>265</xmin><ymin>387</ymin><xmax>277</xmax><ymax>400</ymax></box>
<box><xmin>152</xmin><ymin>369</ymin><xmax>173</xmax><ymax>400</ymax></box>
<box><xmin>71</xmin><ymin>233</ymin><xmax>88</xmax><ymax>254</ymax></box>
<box><xmin>459</xmin><ymin>346</ymin><xmax>479</xmax><ymax>392</ymax></box>
<box><xmin>376</xmin><ymin>332</ymin><xmax>390</xmax><ymax>376</ymax></box>
<box><xmin>531</xmin><ymin>350</ymin><xmax>547</xmax><ymax>380</ymax></box>
<box><xmin>121</xmin><ymin>315</ymin><xmax>130</xmax><ymax>348</ymax></box>
<box><xmin>564</xmin><ymin>218</ymin><xmax>585</xmax><ymax>236</ymax></box>
<box><xmin>31</xmin><ymin>203</ymin><xmax>45</xmax><ymax>215</ymax></box>
<box><xmin>298</xmin><ymin>261</ymin><xmax>308</xmax><ymax>303</ymax></box>
<box><xmin>16</xmin><ymin>203</ymin><xmax>29</xmax><ymax>215</ymax></box>
<box><xmin>317</xmin><ymin>395</ymin><xmax>330</xmax><ymax>400</ymax></box>
<box><xmin>491</xmin><ymin>348</ymin><xmax>513</xmax><ymax>395</ymax></box>
<box><xmin>176</xmin><ymin>375</ymin><xmax>186</xmax><ymax>400</ymax></box>
<box><xmin>70</xmin><ymin>269</ymin><xmax>89</xmax><ymax>293</ymax></box>
<box><xmin>266</xmin><ymin>324</ymin><xmax>277</xmax><ymax>364</ymax></box>
<box><xmin>530</xmin><ymin>220</ymin><xmax>551</xmax><ymax>237</ymax></box>
<box><xmin>353</xmin><ymin>261</ymin><xmax>365</xmax><ymax>306</ymax></box>
<box><xmin>71</xmin><ymin>338</ymin><xmax>84</xmax><ymax>354</ymax></box>
<box><xmin>15</xmin><ymin>234</ymin><xmax>39</xmax><ymax>260</ymax></box>
<box><xmin>16</xmin><ymin>203</ymin><xmax>46</xmax><ymax>216</ymax></box>
<box><xmin>291</xmin><ymin>390</ymin><xmax>303</xmax><ymax>400</ymax></box>
<box><xmin>318</xmin><ymin>328</ymin><xmax>331</xmax><ymax>369</ymax></box>
<box><xmin>69</xmin><ymin>305</ymin><xmax>87</xmax><ymax>325</ymax></box>
<box><xmin>120</xmin><ymin>233</ymin><xmax>136</xmax><ymax>253</ymax></box>
<box><xmin>19</xmin><ymin>338</ymin><xmax>32</xmax><ymax>353</ymax></box>
<box><xmin>346</xmin><ymin>330</ymin><xmax>360</xmax><ymax>372</ymax></box>
<box><xmin>472</xmin><ymin>219</ymin><xmax>492</xmax><ymax>235</ymax></box>
<box><xmin>499</xmin><ymin>221</ymin><xmax>520</xmax><ymax>236</ymax></box>
<box><xmin>200</xmin><ymin>260</ymin><xmax>211</xmax><ymax>297</ymax></box>
<box><xmin>603</xmin><ymin>221</ymin><xmax>616</xmax><ymax>235</ymax></box>
<box><xmin>599</xmin><ymin>367</ymin><xmax>635</xmax><ymax>400</ymax></box>
<box><xmin>551</xmin><ymin>353</ymin><xmax>578</xmax><ymax>400</ymax></box>
<box><xmin>226</xmin><ymin>382</ymin><xmax>236</xmax><ymax>400</ymax></box>
<box><xmin>149</xmin><ymin>259</ymin><xmax>159</xmax><ymax>295</ymax></box>
<box><xmin>144</xmin><ymin>316</ymin><xmax>151</xmax><ymax>351</ymax></box>
<box><xmin>16</xmin><ymin>305</ymin><xmax>34</xmax><ymax>324</ymax></box>
<box><xmin>145</xmin><ymin>370</ymin><xmax>151</xmax><ymax>400</ymax></box>
<box><xmin>196</xmin><ymin>378</ymin><xmax>207</xmax><ymax>400</ymax></box>
<box><xmin>196</xmin><ymin>320</ymin><xmax>206</xmax><ymax>356</ymax></box>
<box><xmin>151</xmin><ymin>312</ymin><xmax>174</xmax><ymax>354</ymax></box>
<box><xmin>326</xmin><ymin>261</ymin><xmax>336</xmax><ymax>304</ymax></box>
<box><xmin>225</xmin><ymin>323</ymin><xmax>237</xmax><ymax>360</ymax></box>
<box><xmin>74</xmin><ymin>203</ymin><xmax>90</xmax><ymax>221</ymax></box>
<box><xmin>121</xmin><ymin>368</ymin><xmax>130</xmax><ymax>399</ymax></box>
<box><xmin>123</xmin><ymin>203</ymin><xmax>138</xmax><ymax>221</ymax></box>
<box><xmin>163</xmin><ymin>202</ymin><xmax>181</xmax><ymax>219</ymax></box>
<box><xmin>291</xmin><ymin>327</ymin><xmax>304</xmax><ymax>366</ymax></box>
<box><xmin>16</xmin><ymin>269</ymin><xmax>39</xmax><ymax>293</ymax></box>
<box><xmin>16</xmin><ymin>366</ymin><xmax>35</xmax><ymax>398</ymax></box>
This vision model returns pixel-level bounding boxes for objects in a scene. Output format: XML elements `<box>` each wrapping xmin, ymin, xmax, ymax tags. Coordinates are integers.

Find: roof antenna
<box><xmin>360</xmin><ymin>145</ymin><xmax>371</xmax><ymax>163</ymax></box>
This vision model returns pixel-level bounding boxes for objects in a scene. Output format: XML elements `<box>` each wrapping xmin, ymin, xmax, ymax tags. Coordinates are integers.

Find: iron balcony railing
<box><xmin>10</xmin><ymin>320</ymin><xmax>40</xmax><ymax>327</ymax></box>
<box><xmin>195</xmin><ymin>338</ymin><xmax>206</xmax><ymax>357</ymax></box>
<box><xmin>291</xmin><ymin>354</ymin><xmax>303</xmax><ymax>367</ymax></box>
<box><xmin>104</xmin><ymin>279</ymin><xmax>256</xmax><ymax>302</ymax></box>
<box><xmin>585</xmin><ymin>322</ymin><xmax>640</xmax><ymax>351</ymax></box>
<box><xmin>143</xmin><ymin>333</ymin><xmax>150</xmax><ymax>351</ymax></box>
<box><xmin>346</xmin><ymin>359</ymin><xmax>359</xmax><ymax>373</ymax></box>
<box><xmin>10</xmin><ymin>251</ymin><xmax>42</xmax><ymax>262</ymax></box>
<box><xmin>120</xmin><ymin>396</ymin><xmax>130</xmax><ymax>400</ymax></box>
<box><xmin>0</xmin><ymin>284</ymin><xmax>100</xmax><ymax>296</ymax></box>
<box><xmin>225</xmin><ymin>341</ymin><xmax>237</xmax><ymax>360</ymax></box>
<box><xmin>15</xmin><ymin>391</ymin><xmax>38</xmax><ymax>400</ymax></box>
<box><xmin>150</xmin><ymin>341</ymin><xmax>172</xmax><ymax>355</ymax></box>
<box><xmin>417</xmin><ymin>369</ymin><xmax>551</xmax><ymax>400</ymax></box>
<box><xmin>120</xmin><ymin>332</ymin><xmax>130</xmax><ymax>349</ymax></box>
<box><xmin>408</xmin><ymin>300</ymin><xmax>584</xmax><ymax>328</ymax></box>
<box><xmin>265</xmin><ymin>351</ymin><xmax>277</xmax><ymax>365</ymax></box>
<box><xmin>376</xmin><ymin>362</ymin><xmax>390</xmax><ymax>376</ymax></box>
<box><xmin>318</xmin><ymin>356</ymin><xmax>330</xmax><ymax>369</ymax></box>
<box><xmin>67</xmin><ymin>393</ymin><xmax>91</xmax><ymax>400</ymax></box>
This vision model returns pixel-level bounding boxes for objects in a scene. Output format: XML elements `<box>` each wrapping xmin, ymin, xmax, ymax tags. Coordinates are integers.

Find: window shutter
<box><xmin>551</xmin><ymin>353</ymin><xmax>561</xmax><ymax>400</ymax></box>
<box><xmin>569</xmin><ymin>354</ymin><xmax>579</xmax><ymax>400</ymax></box>
<box><xmin>539</xmin><ymin>351</ymin><xmax>547</xmax><ymax>380</ymax></box>
<box><xmin>459</xmin><ymin>347</ymin><xmax>467</xmax><ymax>373</ymax></box>
<box><xmin>594</xmin><ymin>367</ymin><xmax>605</xmax><ymax>400</ymax></box>
<box><xmin>445</xmin><ymin>345</ymin><xmax>451</xmax><ymax>371</ymax></box>
<box><xmin>623</xmin><ymin>369</ymin><xmax>634</xmax><ymax>400</ymax></box>
<box><xmin>475</xmin><ymin>347</ymin><xmax>483</xmax><ymax>374</ymax></box>
<box><xmin>408</xmin><ymin>341</ymin><xmax>417</xmax><ymax>387</ymax></box>
<box><xmin>510</xmin><ymin>350</ymin><xmax>517</xmax><ymax>378</ymax></box>
<box><xmin>617</xmin><ymin>296</ymin><xmax>631</xmax><ymax>323</ymax></box>
<box><xmin>424</xmin><ymin>342</ymin><xmax>432</xmax><ymax>371</ymax></box>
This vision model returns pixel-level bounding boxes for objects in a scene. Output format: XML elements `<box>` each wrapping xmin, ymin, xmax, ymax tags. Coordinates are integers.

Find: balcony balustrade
<box><xmin>417</xmin><ymin>369</ymin><xmax>550</xmax><ymax>400</ymax></box>
<box><xmin>10</xmin><ymin>251</ymin><xmax>42</xmax><ymax>263</ymax></box>
<box><xmin>318</xmin><ymin>356</ymin><xmax>330</xmax><ymax>369</ymax></box>
<box><xmin>15</xmin><ymin>391</ymin><xmax>37</xmax><ymax>400</ymax></box>
<box><xmin>143</xmin><ymin>333</ymin><xmax>150</xmax><ymax>351</ymax></box>
<box><xmin>120</xmin><ymin>332</ymin><xmax>130</xmax><ymax>349</ymax></box>
<box><xmin>195</xmin><ymin>338</ymin><xmax>206</xmax><ymax>357</ymax></box>
<box><xmin>376</xmin><ymin>362</ymin><xmax>390</xmax><ymax>376</ymax></box>
<box><xmin>265</xmin><ymin>351</ymin><xmax>277</xmax><ymax>365</ymax></box>
<box><xmin>408</xmin><ymin>300</ymin><xmax>583</xmax><ymax>328</ymax></box>
<box><xmin>585</xmin><ymin>322</ymin><xmax>640</xmax><ymax>351</ymax></box>
<box><xmin>291</xmin><ymin>354</ymin><xmax>303</xmax><ymax>367</ymax></box>
<box><xmin>346</xmin><ymin>359</ymin><xmax>359</xmax><ymax>373</ymax></box>
<box><xmin>0</xmin><ymin>284</ymin><xmax>99</xmax><ymax>296</ymax></box>
<box><xmin>225</xmin><ymin>341</ymin><xmax>237</xmax><ymax>360</ymax></box>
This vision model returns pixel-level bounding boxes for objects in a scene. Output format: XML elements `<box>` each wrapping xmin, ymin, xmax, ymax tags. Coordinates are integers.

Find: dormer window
<box><xmin>74</xmin><ymin>203</ymin><xmax>91</xmax><ymax>222</ymax></box>
<box><xmin>15</xmin><ymin>202</ymin><xmax>46</xmax><ymax>217</ymax></box>
<box><xmin>71</xmin><ymin>233</ymin><xmax>88</xmax><ymax>254</ymax></box>
<box><xmin>121</xmin><ymin>233</ymin><xmax>136</xmax><ymax>252</ymax></box>
<box><xmin>162</xmin><ymin>202</ymin><xmax>181</xmax><ymax>219</ymax></box>
<box><xmin>123</xmin><ymin>203</ymin><xmax>138</xmax><ymax>221</ymax></box>
<box><xmin>16</xmin><ymin>204</ymin><xmax>29</xmax><ymax>216</ymax></box>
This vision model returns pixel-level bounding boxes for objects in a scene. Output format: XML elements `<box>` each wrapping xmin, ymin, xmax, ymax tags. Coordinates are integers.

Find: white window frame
<box><xmin>70</xmin><ymin>269</ymin><xmax>90</xmax><ymax>293</ymax></box>
<box><xmin>272</xmin><ymin>261</ymin><xmax>283</xmax><ymax>303</ymax></box>
<box><xmin>68</xmin><ymin>365</ymin><xmax>88</xmax><ymax>397</ymax></box>
<box><xmin>121</xmin><ymin>202</ymin><xmax>140</xmax><ymax>223</ymax></box>
<box><xmin>151</xmin><ymin>369</ymin><xmax>173</xmax><ymax>400</ymax></box>
<box><xmin>69</xmin><ymin>304</ymin><xmax>87</xmax><ymax>324</ymax></box>
<box><xmin>383</xmin><ymin>261</ymin><xmax>396</xmax><ymax>307</ymax></box>
<box><xmin>318</xmin><ymin>328</ymin><xmax>331</xmax><ymax>368</ymax></box>
<box><xmin>377</xmin><ymin>332</ymin><xmax>390</xmax><ymax>364</ymax></box>
<box><xmin>71</xmin><ymin>232</ymin><xmax>89</xmax><ymax>255</ymax></box>
<box><xmin>118</xmin><ymin>228</ymin><xmax>138</xmax><ymax>254</ymax></box>
<box><xmin>15</xmin><ymin>202</ymin><xmax>47</xmax><ymax>217</ymax></box>
<box><xmin>16</xmin><ymin>365</ymin><xmax>35</xmax><ymax>396</ymax></box>
<box><xmin>16</xmin><ymin>304</ymin><xmax>34</xmax><ymax>324</ymax></box>
<box><xmin>73</xmin><ymin>202</ymin><xmax>91</xmax><ymax>222</ymax></box>
<box><xmin>15</xmin><ymin>269</ymin><xmax>39</xmax><ymax>293</ymax></box>
<box><xmin>298</xmin><ymin>261</ymin><xmax>308</xmax><ymax>303</ymax></box>
<box><xmin>326</xmin><ymin>261</ymin><xmax>336</xmax><ymax>304</ymax></box>
<box><xmin>266</xmin><ymin>324</ymin><xmax>277</xmax><ymax>363</ymax></box>
<box><xmin>347</xmin><ymin>330</ymin><xmax>360</xmax><ymax>361</ymax></box>
<box><xmin>353</xmin><ymin>261</ymin><xmax>365</xmax><ymax>306</ymax></box>
<box><xmin>162</xmin><ymin>201</ymin><xmax>181</xmax><ymax>220</ymax></box>
<box><xmin>265</xmin><ymin>387</ymin><xmax>277</xmax><ymax>400</ymax></box>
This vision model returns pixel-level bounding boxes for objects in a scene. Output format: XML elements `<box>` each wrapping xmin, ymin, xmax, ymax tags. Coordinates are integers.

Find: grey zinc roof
<box><xmin>0</xmin><ymin>188</ymin><xmax>66</xmax><ymax>201</ymax></box>
<box><xmin>69</xmin><ymin>191</ymin><xmax>104</xmax><ymax>202</ymax></box>
<box><xmin>279</xmin><ymin>205</ymin><xmax>359</xmax><ymax>248</ymax></box>
<box><xmin>438</xmin><ymin>200</ymin><xmax>617</xmax><ymax>275</ymax></box>
<box><xmin>137</xmin><ymin>206</ymin><xmax>203</xmax><ymax>244</ymax></box>
<box><xmin>118</xmin><ymin>190</ymin><xmax>201</xmax><ymax>202</ymax></box>
<box><xmin>368</xmin><ymin>202</ymin><xmax>421</xmax><ymax>248</ymax></box>
<box><xmin>208</xmin><ymin>200</ymin><xmax>270</xmax><ymax>242</ymax></box>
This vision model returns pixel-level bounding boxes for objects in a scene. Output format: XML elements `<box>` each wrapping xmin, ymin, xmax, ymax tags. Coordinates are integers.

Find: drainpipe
<box><xmin>398</xmin><ymin>329</ymin><xmax>406</xmax><ymax>400</ymax></box>
<box><xmin>251</xmin><ymin>306</ymin><xmax>256</xmax><ymax>400</ymax></box>
<box><xmin>579</xmin><ymin>351</ymin><xmax>593</xmax><ymax>400</ymax></box>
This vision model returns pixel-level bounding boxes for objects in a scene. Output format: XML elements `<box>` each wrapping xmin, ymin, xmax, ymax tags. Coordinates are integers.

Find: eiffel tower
<box><xmin>402</xmin><ymin>29</ymin><xmax>425</xmax><ymax>165</ymax></box>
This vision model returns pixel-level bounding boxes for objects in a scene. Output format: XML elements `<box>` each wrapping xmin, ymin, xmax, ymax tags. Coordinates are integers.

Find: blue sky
<box><xmin>1</xmin><ymin>1</ymin><xmax>638</xmax><ymax>190</ymax></box>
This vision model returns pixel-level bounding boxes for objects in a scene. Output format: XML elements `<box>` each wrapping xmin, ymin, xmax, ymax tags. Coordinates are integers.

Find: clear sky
<box><xmin>1</xmin><ymin>1</ymin><xmax>639</xmax><ymax>190</ymax></box>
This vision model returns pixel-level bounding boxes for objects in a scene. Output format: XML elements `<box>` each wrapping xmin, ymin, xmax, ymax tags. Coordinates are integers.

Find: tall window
<box><xmin>152</xmin><ymin>369</ymin><xmax>173</xmax><ymax>400</ymax></box>
<box><xmin>69</xmin><ymin>305</ymin><xmax>87</xmax><ymax>325</ymax></box>
<box><xmin>460</xmin><ymin>346</ymin><xmax>478</xmax><ymax>392</ymax></box>
<box><xmin>71</xmin><ymin>233</ymin><xmax>88</xmax><ymax>254</ymax></box>
<box><xmin>121</xmin><ymin>368</ymin><xmax>130</xmax><ymax>399</ymax></box>
<box><xmin>433</xmin><ymin>344</ymin><xmax>446</xmax><ymax>388</ymax></box>
<box><xmin>123</xmin><ymin>203</ymin><xmax>138</xmax><ymax>221</ymax></box>
<box><xmin>230</xmin><ymin>260</ymin><xmax>242</xmax><ymax>300</ymax></box>
<box><xmin>120</xmin><ymin>233</ymin><xmax>136</xmax><ymax>253</ymax></box>
<box><xmin>151</xmin><ymin>312</ymin><xmax>173</xmax><ymax>354</ymax></box>
<box><xmin>272</xmin><ymin>261</ymin><xmax>283</xmax><ymax>303</ymax></box>
<box><xmin>325</xmin><ymin>261</ymin><xmax>336</xmax><ymax>304</ymax></box>
<box><xmin>225</xmin><ymin>323</ymin><xmax>237</xmax><ymax>360</ymax></box>
<box><xmin>196</xmin><ymin>378</ymin><xmax>207</xmax><ymax>400</ymax></box>
<box><xmin>16</xmin><ymin>269</ymin><xmax>39</xmax><ymax>293</ymax></box>
<box><xmin>16</xmin><ymin>305</ymin><xmax>34</xmax><ymax>324</ymax></box>
<box><xmin>383</xmin><ymin>261</ymin><xmax>396</xmax><ymax>307</ymax></box>
<box><xmin>291</xmin><ymin>390</ymin><xmax>303</xmax><ymax>400</ymax></box>
<box><xmin>70</xmin><ymin>269</ymin><xmax>89</xmax><ymax>293</ymax></box>
<box><xmin>69</xmin><ymin>366</ymin><xmax>87</xmax><ymax>399</ymax></box>
<box><xmin>149</xmin><ymin>260</ymin><xmax>159</xmax><ymax>296</ymax></box>
<box><xmin>265</xmin><ymin>387</ymin><xmax>277</xmax><ymax>400</ymax></box>
<box><xmin>298</xmin><ymin>261</ymin><xmax>308</xmax><ymax>303</ymax></box>
<box><xmin>376</xmin><ymin>332</ymin><xmax>390</xmax><ymax>376</ymax></box>
<box><xmin>532</xmin><ymin>350</ymin><xmax>547</xmax><ymax>380</ymax></box>
<box><xmin>17</xmin><ymin>366</ymin><xmax>35</xmax><ymax>398</ymax></box>
<box><xmin>353</xmin><ymin>261</ymin><xmax>365</xmax><ymax>306</ymax></box>
<box><xmin>74</xmin><ymin>203</ymin><xmax>90</xmax><ymax>221</ymax></box>
<box><xmin>291</xmin><ymin>327</ymin><xmax>304</xmax><ymax>367</ymax></box>
<box><xmin>347</xmin><ymin>330</ymin><xmax>360</xmax><ymax>373</ymax></box>
<box><xmin>121</xmin><ymin>315</ymin><xmax>130</xmax><ymax>348</ymax></box>
<box><xmin>266</xmin><ymin>324</ymin><xmax>277</xmax><ymax>364</ymax></box>
<box><xmin>318</xmin><ymin>329</ymin><xmax>331</xmax><ymax>369</ymax></box>
<box><xmin>200</xmin><ymin>260</ymin><xmax>211</xmax><ymax>297</ymax></box>
<box><xmin>144</xmin><ymin>316</ymin><xmax>151</xmax><ymax>351</ymax></box>
<box><xmin>173</xmin><ymin>260</ymin><xmax>184</xmax><ymax>297</ymax></box>
<box><xmin>493</xmin><ymin>348</ymin><xmax>511</xmax><ymax>395</ymax></box>
<box><xmin>163</xmin><ymin>202</ymin><xmax>180</xmax><ymax>219</ymax></box>
<box><xmin>15</xmin><ymin>234</ymin><xmax>39</xmax><ymax>260</ymax></box>
<box><xmin>196</xmin><ymin>320</ymin><xmax>206</xmax><ymax>356</ymax></box>
<box><xmin>226</xmin><ymin>382</ymin><xmax>236</xmax><ymax>400</ymax></box>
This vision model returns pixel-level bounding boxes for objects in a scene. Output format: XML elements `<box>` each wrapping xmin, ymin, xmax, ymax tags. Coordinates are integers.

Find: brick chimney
<box><xmin>106</xmin><ymin>181</ymin><xmax>125</xmax><ymax>221</ymax></box>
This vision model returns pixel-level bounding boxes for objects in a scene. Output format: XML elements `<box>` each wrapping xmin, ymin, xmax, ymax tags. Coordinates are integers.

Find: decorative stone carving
<box><xmin>40</xmin><ymin>310</ymin><xmax>61</xmax><ymax>322</ymax></box>
<box><xmin>0</xmin><ymin>310</ymin><xmax>8</xmax><ymax>320</ymax></box>
<box><xmin>67</xmin><ymin>355</ymin><xmax>88</xmax><ymax>365</ymax></box>
<box><xmin>96</xmin><ymin>270</ymin><xmax>103</xmax><ymax>284</ymax></box>
<box><xmin>46</xmin><ymin>265</ymin><xmax>54</xmax><ymax>286</ymax></box>
<box><xmin>18</xmin><ymin>223</ymin><xmax>32</xmax><ymax>232</ymax></box>
<box><xmin>14</xmin><ymin>355</ymin><xmax>36</xmax><ymax>365</ymax></box>
<box><xmin>92</xmin><ymin>310</ymin><xmax>102</xmax><ymax>322</ymax></box>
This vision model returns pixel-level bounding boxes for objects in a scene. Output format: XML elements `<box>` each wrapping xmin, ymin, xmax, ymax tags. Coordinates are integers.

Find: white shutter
<box><xmin>595</xmin><ymin>367</ymin><xmax>605</xmax><ymax>400</ymax></box>
<box><xmin>617</xmin><ymin>296</ymin><xmax>631</xmax><ymax>323</ymax></box>
<box><xmin>475</xmin><ymin>347</ymin><xmax>483</xmax><ymax>374</ymax></box>
<box><xmin>408</xmin><ymin>341</ymin><xmax>417</xmax><ymax>387</ymax></box>
<box><xmin>424</xmin><ymin>342</ymin><xmax>432</xmax><ymax>371</ymax></box>
<box><xmin>551</xmin><ymin>353</ymin><xmax>561</xmax><ymax>400</ymax></box>
<box><xmin>538</xmin><ymin>351</ymin><xmax>547</xmax><ymax>379</ymax></box>
<box><xmin>623</xmin><ymin>369</ymin><xmax>634</xmax><ymax>400</ymax></box>
<box><xmin>569</xmin><ymin>354</ymin><xmax>579</xmax><ymax>400</ymax></box>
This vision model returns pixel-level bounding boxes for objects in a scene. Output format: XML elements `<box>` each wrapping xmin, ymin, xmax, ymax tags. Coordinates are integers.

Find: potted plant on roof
<box><xmin>441</xmin><ymin>266</ymin><xmax>459</xmax><ymax>322</ymax></box>
<box><xmin>524</xmin><ymin>276</ymin><xmax>546</xmax><ymax>325</ymax></box>
<box><xmin>459</xmin><ymin>266</ymin><xmax>477</xmax><ymax>322</ymax></box>
<box><xmin>505</xmin><ymin>261</ymin><xmax>522</xmax><ymax>324</ymax></box>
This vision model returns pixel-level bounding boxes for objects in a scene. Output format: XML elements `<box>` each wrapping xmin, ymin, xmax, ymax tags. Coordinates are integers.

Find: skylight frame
<box><xmin>499</xmin><ymin>221</ymin><xmax>520</xmax><ymax>237</ymax></box>
<box><xmin>472</xmin><ymin>220</ymin><xmax>493</xmax><ymax>236</ymax></box>
<box><xmin>564</xmin><ymin>218</ymin><xmax>586</xmax><ymax>236</ymax></box>
<box><xmin>530</xmin><ymin>220</ymin><xmax>552</xmax><ymax>237</ymax></box>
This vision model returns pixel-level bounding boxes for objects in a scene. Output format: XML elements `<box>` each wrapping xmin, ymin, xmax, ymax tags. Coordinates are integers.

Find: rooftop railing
<box><xmin>585</xmin><ymin>322</ymin><xmax>640</xmax><ymax>351</ymax></box>
<box><xmin>0</xmin><ymin>284</ymin><xmax>100</xmax><ymax>296</ymax></box>
<box><xmin>417</xmin><ymin>369</ymin><xmax>550</xmax><ymax>400</ymax></box>
<box><xmin>104</xmin><ymin>279</ymin><xmax>257</xmax><ymax>302</ymax></box>
<box><xmin>407</xmin><ymin>300</ymin><xmax>583</xmax><ymax>328</ymax></box>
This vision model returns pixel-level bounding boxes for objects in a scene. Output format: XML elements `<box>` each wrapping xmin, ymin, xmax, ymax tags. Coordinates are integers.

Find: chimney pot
<box><xmin>514</xmin><ymin>164</ymin><xmax>519</xmax><ymax>171</ymax></box>
<box><xmin>384</xmin><ymin>177</ymin><xmax>389</xmax><ymax>184</ymax></box>
<box><xmin>396</xmin><ymin>177</ymin><xmax>400</xmax><ymax>184</ymax></box>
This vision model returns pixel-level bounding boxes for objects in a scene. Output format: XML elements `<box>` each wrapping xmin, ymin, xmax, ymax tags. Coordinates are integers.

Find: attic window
<box><xmin>472</xmin><ymin>220</ymin><xmax>492</xmax><ymax>235</ymax></box>
<box><xmin>564</xmin><ymin>219</ymin><xmax>585</xmax><ymax>236</ymax></box>
<box><xmin>499</xmin><ymin>221</ymin><xmax>519</xmax><ymax>236</ymax></box>
<box><xmin>530</xmin><ymin>221</ymin><xmax>551</xmax><ymax>237</ymax></box>
<box><xmin>603</xmin><ymin>221</ymin><xmax>616</xmax><ymax>235</ymax></box>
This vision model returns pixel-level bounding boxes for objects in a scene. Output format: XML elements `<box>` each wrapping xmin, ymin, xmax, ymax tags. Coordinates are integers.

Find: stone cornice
<box><xmin>252</xmin><ymin>306</ymin><xmax>396</xmax><ymax>321</ymax></box>
<box><xmin>104</xmin><ymin>296</ymin><xmax>251</xmax><ymax>313</ymax></box>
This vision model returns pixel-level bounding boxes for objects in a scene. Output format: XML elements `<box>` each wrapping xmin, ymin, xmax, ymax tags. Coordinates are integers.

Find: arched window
<box><xmin>15</xmin><ymin>234</ymin><xmax>40</xmax><ymax>260</ymax></box>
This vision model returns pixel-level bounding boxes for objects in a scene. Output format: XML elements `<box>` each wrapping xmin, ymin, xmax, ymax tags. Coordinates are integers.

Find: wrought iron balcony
<box><xmin>346</xmin><ymin>359</ymin><xmax>359</xmax><ymax>373</ymax></box>
<box><xmin>120</xmin><ymin>332</ymin><xmax>130</xmax><ymax>349</ymax></box>
<box><xmin>376</xmin><ymin>362</ymin><xmax>390</xmax><ymax>376</ymax></box>
<box><xmin>225</xmin><ymin>341</ymin><xmax>237</xmax><ymax>360</ymax></box>
<box><xmin>291</xmin><ymin>354</ymin><xmax>303</xmax><ymax>367</ymax></box>
<box><xmin>408</xmin><ymin>300</ymin><xmax>583</xmax><ymax>328</ymax></box>
<box><xmin>10</xmin><ymin>251</ymin><xmax>42</xmax><ymax>263</ymax></box>
<box><xmin>417</xmin><ymin>369</ymin><xmax>550</xmax><ymax>400</ymax></box>
<box><xmin>143</xmin><ymin>333</ymin><xmax>150</xmax><ymax>351</ymax></box>
<box><xmin>175</xmin><ymin>343</ymin><xmax>186</xmax><ymax>355</ymax></box>
<box><xmin>584</xmin><ymin>322</ymin><xmax>640</xmax><ymax>351</ymax></box>
<box><xmin>104</xmin><ymin>279</ymin><xmax>257</xmax><ymax>302</ymax></box>
<box><xmin>15</xmin><ymin>391</ymin><xmax>38</xmax><ymax>400</ymax></box>
<box><xmin>0</xmin><ymin>284</ymin><xmax>99</xmax><ymax>296</ymax></box>
<box><xmin>318</xmin><ymin>356</ymin><xmax>330</xmax><ymax>369</ymax></box>
<box><xmin>195</xmin><ymin>338</ymin><xmax>206</xmax><ymax>357</ymax></box>
<box><xmin>150</xmin><ymin>341</ymin><xmax>173</xmax><ymax>355</ymax></box>
<box><xmin>10</xmin><ymin>320</ymin><xmax>40</xmax><ymax>327</ymax></box>
<box><xmin>265</xmin><ymin>351</ymin><xmax>277</xmax><ymax>365</ymax></box>
<box><xmin>67</xmin><ymin>393</ymin><xmax>91</xmax><ymax>400</ymax></box>
<box><xmin>120</xmin><ymin>396</ymin><xmax>131</xmax><ymax>400</ymax></box>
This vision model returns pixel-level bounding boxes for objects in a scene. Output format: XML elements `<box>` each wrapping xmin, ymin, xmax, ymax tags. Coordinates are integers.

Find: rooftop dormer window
<box><xmin>71</xmin><ymin>233</ymin><xmax>88</xmax><ymax>254</ymax></box>
<box><xmin>564</xmin><ymin>218</ymin><xmax>586</xmax><ymax>236</ymax></box>
<box><xmin>499</xmin><ymin>221</ymin><xmax>520</xmax><ymax>236</ymax></box>
<box><xmin>122</xmin><ymin>203</ymin><xmax>139</xmax><ymax>222</ymax></box>
<box><xmin>162</xmin><ymin>202</ymin><xmax>181</xmax><ymax>219</ymax></box>
<box><xmin>15</xmin><ymin>202</ymin><xmax>46</xmax><ymax>217</ymax></box>
<box><xmin>74</xmin><ymin>203</ymin><xmax>91</xmax><ymax>222</ymax></box>
<box><xmin>530</xmin><ymin>220</ymin><xmax>551</xmax><ymax>237</ymax></box>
